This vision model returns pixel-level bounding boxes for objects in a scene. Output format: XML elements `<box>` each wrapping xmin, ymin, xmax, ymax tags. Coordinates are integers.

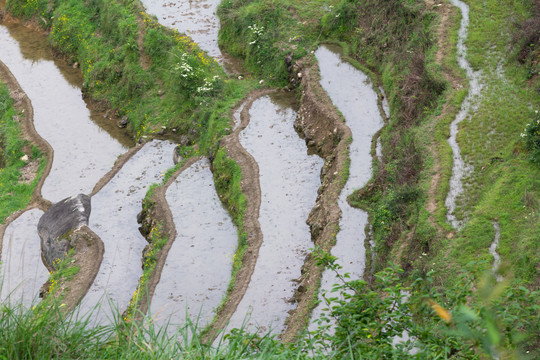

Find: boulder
<box><xmin>38</xmin><ymin>194</ymin><xmax>91</xmax><ymax>268</ymax></box>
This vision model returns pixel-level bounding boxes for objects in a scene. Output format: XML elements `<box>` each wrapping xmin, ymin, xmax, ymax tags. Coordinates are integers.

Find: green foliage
<box><xmin>6</xmin><ymin>0</ymin><xmax>50</xmax><ymax>26</ymax></box>
<box><xmin>0</xmin><ymin>82</ymin><xmax>44</xmax><ymax>224</ymax></box>
<box><xmin>310</xmin><ymin>257</ymin><xmax>538</xmax><ymax>359</ymax></box>
<box><xmin>522</xmin><ymin>110</ymin><xmax>540</xmax><ymax>166</ymax></box>
<box><xmin>2</xmin><ymin>262</ymin><xmax>537</xmax><ymax>359</ymax></box>
<box><xmin>211</xmin><ymin>148</ymin><xmax>248</xmax><ymax>308</ymax></box>
<box><xmin>320</xmin><ymin>0</ymin><xmax>360</xmax><ymax>37</ymax></box>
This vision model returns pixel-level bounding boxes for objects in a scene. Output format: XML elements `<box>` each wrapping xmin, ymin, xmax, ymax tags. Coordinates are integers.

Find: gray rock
<box><xmin>173</xmin><ymin>146</ymin><xmax>182</xmax><ymax>164</ymax></box>
<box><xmin>117</xmin><ymin>116</ymin><xmax>129</xmax><ymax>128</ymax></box>
<box><xmin>38</xmin><ymin>194</ymin><xmax>91</xmax><ymax>268</ymax></box>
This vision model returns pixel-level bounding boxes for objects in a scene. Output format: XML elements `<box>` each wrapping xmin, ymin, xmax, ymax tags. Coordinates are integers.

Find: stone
<box><xmin>20</xmin><ymin>154</ymin><xmax>29</xmax><ymax>162</ymax></box>
<box><xmin>117</xmin><ymin>116</ymin><xmax>129</xmax><ymax>128</ymax></box>
<box><xmin>38</xmin><ymin>194</ymin><xmax>91</xmax><ymax>268</ymax></box>
<box><xmin>173</xmin><ymin>146</ymin><xmax>182</xmax><ymax>164</ymax></box>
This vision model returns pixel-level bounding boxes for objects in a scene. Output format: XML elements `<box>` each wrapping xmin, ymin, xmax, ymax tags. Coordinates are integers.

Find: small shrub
<box><xmin>522</xmin><ymin>110</ymin><xmax>540</xmax><ymax>165</ymax></box>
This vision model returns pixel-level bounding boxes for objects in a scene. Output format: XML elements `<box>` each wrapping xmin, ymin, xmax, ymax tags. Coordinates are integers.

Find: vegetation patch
<box><xmin>0</xmin><ymin>81</ymin><xmax>44</xmax><ymax>223</ymax></box>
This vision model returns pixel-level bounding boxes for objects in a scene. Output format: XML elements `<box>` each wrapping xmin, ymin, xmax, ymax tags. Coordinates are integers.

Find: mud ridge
<box><xmin>282</xmin><ymin>58</ymin><xmax>353</xmax><ymax>342</ymax></box>
<box><xmin>132</xmin><ymin>156</ymin><xmax>200</xmax><ymax>317</ymax></box>
<box><xmin>200</xmin><ymin>88</ymin><xmax>272</xmax><ymax>341</ymax></box>
<box><xmin>0</xmin><ymin>59</ymin><xmax>53</xmax><ymax>213</ymax></box>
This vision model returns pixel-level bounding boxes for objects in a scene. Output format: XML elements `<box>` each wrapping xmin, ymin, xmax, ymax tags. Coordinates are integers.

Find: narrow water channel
<box><xmin>445</xmin><ymin>0</ymin><xmax>482</xmax><ymax>229</ymax></box>
<box><xmin>309</xmin><ymin>45</ymin><xmax>383</xmax><ymax>330</ymax></box>
<box><xmin>0</xmin><ymin>209</ymin><xmax>47</xmax><ymax>306</ymax></box>
<box><xmin>150</xmin><ymin>158</ymin><xmax>237</xmax><ymax>332</ymax></box>
<box><xmin>0</xmin><ymin>21</ymin><xmax>131</xmax><ymax>203</ymax></box>
<box><xmin>226</xmin><ymin>93</ymin><xmax>324</xmax><ymax>334</ymax></box>
<box><xmin>78</xmin><ymin>140</ymin><xmax>176</xmax><ymax>324</ymax></box>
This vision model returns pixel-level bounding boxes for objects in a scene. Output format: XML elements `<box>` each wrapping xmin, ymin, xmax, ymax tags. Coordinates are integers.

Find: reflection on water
<box><xmin>78</xmin><ymin>140</ymin><xmax>176</xmax><ymax>325</ymax></box>
<box><xmin>150</xmin><ymin>158</ymin><xmax>237</xmax><ymax>334</ymax></box>
<box><xmin>0</xmin><ymin>209</ymin><xmax>48</xmax><ymax>307</ymax></box>
<box><xmin>309</xmin><ymin>45</ymin><xmax>383</xmax><ymax>332</ymax></box>
<box><xmin>0</xmin><ymin>22</ymin><xmax>131</xmax><ymax>202</ymax></box>
<box><xmin>226</xmin><ymin>93</ymin><xmax>324</xmax><ymax>334</ymax></box>
<box><xmin>139</xmin><ymin>0</ymin><xmax>242</xmax><ymax>72</ymax></box>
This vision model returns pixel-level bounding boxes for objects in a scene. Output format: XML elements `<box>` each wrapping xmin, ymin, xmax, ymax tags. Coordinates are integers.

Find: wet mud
<box><xmin>0</xmin><ymin>21</ymin><xmax>129</xmax><ymax>203</ymax></box>
<box><xmin>78</xmin><ymin>140</ymin><xmax>176</xmax><ymax>324</ymax></box>
<box><xmin>149</xmin><ymin>158</ymin><xmax>237</xmax><ymax>331</ymax></box>
<box><xmin>308</xmin><ymin>45</ymin><xmax>383</xmax><ymax>331</ymax></box>
<box><xmin>445</xmin><ymin>0</ymin><xmax>483</xmax><ymax>229</ymax></box>
<box><xmin>0</xmin><ymin>209</ymin><xmax>48</xmax><ymax>306</ymax></box>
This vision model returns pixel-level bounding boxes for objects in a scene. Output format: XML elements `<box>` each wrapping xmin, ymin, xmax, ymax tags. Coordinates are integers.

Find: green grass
<box><xmin>209</xmin><ymin>148</ymin><xmax>248</xmax><ymax>318</ymax></box>
<box><xmin>0</xmin><ymin>82</ymin><xmax>44</xmax><ymax>224</ymax></box>
<box><xmin>428</xmin><ymin>0</ymin><xmax>540</xmax><ymax>288</ymax></box>
<box><xmin>6</xmin><ymin>0</ymin><xmax>254</xmax><ymax>149</ymax></box>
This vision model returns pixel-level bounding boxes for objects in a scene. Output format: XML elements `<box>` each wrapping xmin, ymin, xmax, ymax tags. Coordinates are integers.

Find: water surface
<box><xmin>445</xmin><ymin>0</ymin><xmax>483</xmax><ymax>229</ymax></box>
<box><xmin>78</xmin><ymin>140</ymin><xmax>176</xmax><ymax>324</ymax></box>
<box><xmin>309</xmin><ymin>45</ymin><xmax>383</xmax><ymax>331</ymax></box>
<box><xmin>226</xmin><ymin>93</ymin><xmax>324</xmax><ymax>334</ymax></box>
<box><xmin>140</xmin><ymin>0</ymin><xmax>240</xmax><ymax>71</ymax></box>
<box><xmin>150</xmin><ymin>158</ymin><xmax>237</xmax><ymax>331</ymax></box>
<box><xmin>0</xmin><ymin>209</ymin><xmax>48</xmax><ymax>307</ymax></box>
<box><xmin>0</xmin><ymin>22</ymin><xmax>130</xmax><ymax>203</ymax></box>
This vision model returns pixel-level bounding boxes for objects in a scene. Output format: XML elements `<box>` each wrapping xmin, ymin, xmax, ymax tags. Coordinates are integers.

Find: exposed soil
<box><xmin>133</xmin><ymin>156</ymin><xmax>200</xmax><ymax>317</ymax></box>
<box><xmin>282</xmin><ymin>57</ymin><xmax>353</xmax><ymax>342</ymax></box>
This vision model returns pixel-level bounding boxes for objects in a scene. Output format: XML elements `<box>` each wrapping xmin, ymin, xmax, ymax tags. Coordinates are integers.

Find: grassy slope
<box><xmin>0</xmin><ymin>82</ymin><xmax>44</xmax><ymax>223</ymax></box>
<box><xmin>433</xmin><ymin>0</ymin><xmax>540</xmax><ymax>284</ymax></box>
<box><xmin>6</xmin><ymin>0</ymin><xmax>253</xmax><ymax>149</ymax></box>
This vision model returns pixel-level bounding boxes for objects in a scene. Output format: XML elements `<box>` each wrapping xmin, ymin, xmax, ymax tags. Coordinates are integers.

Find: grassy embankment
<box><xmin>0</xmin><ymin>81</ymin><xmax>44</xmax><ymax>223</ymax></box>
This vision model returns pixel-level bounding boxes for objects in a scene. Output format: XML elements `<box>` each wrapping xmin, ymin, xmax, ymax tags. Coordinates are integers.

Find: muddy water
<box><xmin>0</xmin><ymin>209</ymin><xmax>48</xmax><ymax>306</ymax></box>
<box><xmin>0</xmin><ymin>22</ymin><xmax>131</xmax><ymax>203</ymax></box>
<box><xmin>140</xmin><ymin>0</ymin><xmax>240</xmax><ymax>71</ymax></box>
<box><xmin>445</xmin><ymin>0</ymin><xmax>483</xmax><ymax>229</ymax></box>
<box><xmin>309</xmin><ymin>45</ymin><xmax>383</xmax><ymax>331</ymax></box>
<box><xmin>150</xmin><ymin>158</ymin><xmax>237</xmax><ymax>331</ymax></box>
<box><xmin>78</xmin><ymin>140</ymin><xmax>176</xmax><ymax>324</ymax></box>
<box><xmin>225</xmin><ymin>93</ymin><xmax>323</xmax><ymax>334</ymax></box>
